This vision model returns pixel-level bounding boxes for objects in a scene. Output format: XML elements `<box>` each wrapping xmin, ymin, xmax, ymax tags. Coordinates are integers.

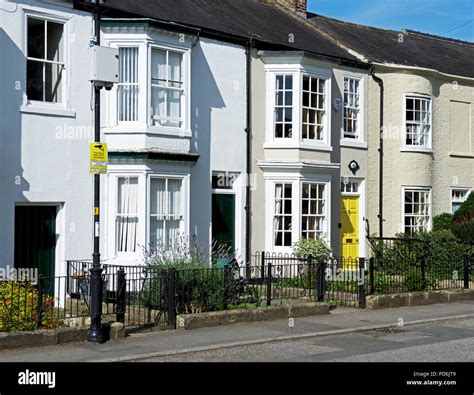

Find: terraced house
<box><xmin>1</xmin><ymin>0</ymin><xmax>472</xmax><ymax>281</ymax></box>
<box><xmin>308</xmin><ymin>15</ymin><xmax>474</xmax><ymax>240</ymax></box>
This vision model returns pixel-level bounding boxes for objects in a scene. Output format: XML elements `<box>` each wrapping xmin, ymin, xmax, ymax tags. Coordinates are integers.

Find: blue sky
<box><xmin>308</xmin><ymin>0</ymin><xmax>474</xmax><ymax>41</ymax></box>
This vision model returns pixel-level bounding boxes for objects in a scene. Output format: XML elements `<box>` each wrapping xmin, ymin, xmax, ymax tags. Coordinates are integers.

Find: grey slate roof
<box><xmin>93</xmin><ymin>0</ymin><xmax>363</xmax><ymax>65</ymax></box>
<box><xmin>308</xmin><ymin>13</ymin><xmax>474</xmax><ymax>79</ymax></box>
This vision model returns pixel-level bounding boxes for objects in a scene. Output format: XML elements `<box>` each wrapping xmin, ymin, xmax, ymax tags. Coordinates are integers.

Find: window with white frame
<box><xmin>117</xmin><ymin>47</ymin><xmax>139</xmax><ymax>122</ymax></box>
<box><xmin>451</xmin><ymin>189</ymin><xmax>470</xmax><ymax>214</ymax></box>
<box><xmin>151</xmin><ymin>48</ymin><xmax>184</xmax><ymax>128</ymax></box>
<box><xmin>26</xmin><ymin>16</ymin><xmax>65</xmax><ymax>103</ymax></box>
<box><xmin>405</xmin><ymin>96</ymin><xmax>431</xmax><ymax>148</ymax></box>
<box><xmin>404</xmin><ymin>189</ymin><xmax>431</xmax><ymax>234</ymax></box>
<box><xmin>343</xmin><ymin>77</ymin><xmax>361</xmax><ymax>139</ymax></box>
<box><xmin>301</xmin><ymin>183</ymin><xmax>326</xmax><ymax>239</ymax></box>
<box><xmin>341</xmin><ymin>180</ymin><xmax>359</xmax><ymax>194</ymax></box>
<box><xmin>302</xmin><ymin>75</ymin><xmax>326</xmax><ymax>141</ymax></box>
<box><xmin>149</xmin><ymin>177</ymin><xmax>184</xmax><ymax>250</ymax></box>
<box><xmin>116</xmin><ymin>177</ymin><xmax>139</xmax><ymax>253</ymax></box>
<box><xmin>273</xmin><ymin>183</ymin><xmax>293</xmax><ymax>247</ymax></box>
<box><xmin>274</xmin><ymin>75</ymin><xmax>294</xmax><ymax>139</ymax></box>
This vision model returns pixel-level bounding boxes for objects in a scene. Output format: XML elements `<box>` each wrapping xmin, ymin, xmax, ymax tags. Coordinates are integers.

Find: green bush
<box><xmin>142</xmin><ymin>237</ymin><xmax>241</xmax><ymax>314</ymax></box>
<box><xmin>433</xmin><ymin>213</ymin><xmax>453</xmax><ymax>232</ymax></box>
<box><xmin>293</xmin><ymin>237</ymin><xmax>332</xmax><ymax>261</ymax></box>
<box><xmin>453</xmin><ymin>192</ymin><xmax>474</xmax><ymax>242</ymax></box>
<box><xmin>0</xmin><ymin>281</ymin><xmax>62</xmax><ymax>332</ymax></box>
<box><xmin>401</xmin><ymin>271</ymin><xmax>438</xmax><ymax>292</ymax></box>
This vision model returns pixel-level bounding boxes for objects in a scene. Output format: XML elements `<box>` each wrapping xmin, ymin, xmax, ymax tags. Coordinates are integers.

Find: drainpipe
<box><xmin>370</xmin><ymin>67</ymin><xmax>384</xmax><ymax>239</ymax></box>
<box><xmin>245</xmin><ymin>39</ymin><xmax>253</xmax><ymax>271</ymax></box>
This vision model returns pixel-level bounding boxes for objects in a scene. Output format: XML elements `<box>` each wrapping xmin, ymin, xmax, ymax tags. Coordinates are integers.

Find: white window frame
<box><xmin>402</xmin><ymin>94</ymin><xmax>433</xmax><ymax>151</ymax></box>
<box><xmin>341</xmin><ymin>75</ymin><xmax>363</xmax><ymax>141</ymax></box>
<box><xmin>24</xmin><ymin>12</ymin><xmax>69</xmax><ymax>109</ymax></box>
<box><xmin>265</xmin><ymin>174</ymin><xmax>331</xmax><ymax>252</ymax></box>
<box><xmin>265</xmin><ymin>64</ymin><xmax>332</xmax><ymax>150</ymax></box>
<box><xmin>401</xmin><ymin>187</ymin><xmax>432</xmax><ymax>234</ymax></box>
<box><xmin>115</xmin><ymin>176</ymin><xmax>140</xmax><ymax>255</ymax></box>
<box><xmin>450</xmin><ymin>187</ymin><xmax>471</xmax><ymax>214</ymax></box>
<box><xmin>105</xmin><ymin>36</ymin><xmax>191</xmax><ymax>136</ymax></box>
<box><xmin>147</xmin><ymin>174</ymin><xmax>188</xmax><ymax>250</ymax></box>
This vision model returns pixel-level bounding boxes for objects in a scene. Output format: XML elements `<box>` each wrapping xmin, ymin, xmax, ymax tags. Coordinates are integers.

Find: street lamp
<box><xmin>87</xmin><ymin>0</ymin><xmax>106</xmax><ymax>344</ymax></box>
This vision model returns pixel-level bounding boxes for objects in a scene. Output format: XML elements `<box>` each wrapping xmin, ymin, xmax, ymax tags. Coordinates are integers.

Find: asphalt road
<box><xmin>143</xmin><ymin>317</ymin><xmax>474</xmax><ymax>362</ymax></box>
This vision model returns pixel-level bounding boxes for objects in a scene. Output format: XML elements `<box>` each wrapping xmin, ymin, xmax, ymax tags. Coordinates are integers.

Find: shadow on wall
<box><xmin>0</xmin><ymin>27</ymin><xmax>30</xmax><ymax>265</ymax></box>
<box><xmin>190</xmin><ymin>41</ymin><xmax>226</xmax><ymax>247</ymax></box>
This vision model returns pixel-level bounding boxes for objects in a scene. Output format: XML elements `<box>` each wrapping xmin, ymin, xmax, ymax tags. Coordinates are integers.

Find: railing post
<box><xmin>36</xmin><ymin>275</ymin><xmax>43</xmax><ymax>329</ymax></box>
<box><xmin>358</xmin><ymin>258</ymin><xmax>366</xmax><ymax>309</ymax></box>
<box><xmin>369</xmin><ymin>257</ymin><xmax>375</xmax><ymax>295</ymax></box>
<box><xmin>223</xmin><ymin>264</ymin><xmax>230</xmax><ymax>310</ymax></box>
<box><xmin>307</xmin><ymin>255</ymin><xmax>313</xmax><ymax>299</ymax></box>
<box><xmin>266</xmin><ymin>259</ymin><xmax>272</xmax><ymax>307</ymax></box>
<box><xmin>316</xmin><ymin>260</ymin><xmax>325</xmax><ymax>302</ymax></box>
<box><xmin>116</xmin><ymin>268</ymin><xmax>126</xmax><ymax>324</ymax></box>
<box><xmin>464</xmin><ymin>254</ymin><xmax>470</xmax><ymax>289</ymax></box>
<box><xmin>167</xmin><ymin>268</ymin><xmax>177</xmax><ymax>329</ymax></box>
<box><xmin>421</xmin><ymin>250</ymin><xmax>427</xmax><ymax>291</ymax></box>
<box><xmin>261</xmin><ymin>251</ymin><xmax>265</xmax><ymax>283</ymax></box>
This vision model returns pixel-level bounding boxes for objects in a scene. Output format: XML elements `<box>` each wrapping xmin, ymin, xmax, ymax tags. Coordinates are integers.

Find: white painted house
<box><xmin>0</xmin><ymin>0</ymin><xmax>248</xmax><ymax>276</ymax></box>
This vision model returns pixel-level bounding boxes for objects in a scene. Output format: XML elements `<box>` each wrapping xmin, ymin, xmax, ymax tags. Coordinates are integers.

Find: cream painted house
<box><xmin>309</xmin><ymin>15</ymin><xmax>474</xmax><ymax>241</ymax></box>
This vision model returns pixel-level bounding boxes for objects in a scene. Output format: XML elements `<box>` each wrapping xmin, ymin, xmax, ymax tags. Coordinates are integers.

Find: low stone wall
<box><xmin>0</xmin><ymin>327</ymin><xmax>89</xmax><ymax>350</ymax></box>
<box><xmin>366</xmin><ymin>288</ymin><xmax>474</xmax><ymax>309</ymax></box>
<box><xmin>177</xmin><ymin>302</ymin><xmax>330</xmax><ymax>330</ymax></box>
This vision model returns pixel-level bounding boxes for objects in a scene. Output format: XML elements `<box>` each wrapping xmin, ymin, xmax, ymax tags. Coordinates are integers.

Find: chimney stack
<box><xmin>262</xmin><ymin>0</ymin><xmax>308</xmax><ymax>15</ymax></box>
<box><xmin>289</xmin><ymin>0</ymin><xmax>307</xmax><ymax>14</ymax></box>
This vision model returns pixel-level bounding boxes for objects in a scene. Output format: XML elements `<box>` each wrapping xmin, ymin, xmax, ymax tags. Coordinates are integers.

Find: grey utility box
<box><xmin>89</xmin><ymin>46</ymin><xmax>119</xmax><ymax>88</ymax></box>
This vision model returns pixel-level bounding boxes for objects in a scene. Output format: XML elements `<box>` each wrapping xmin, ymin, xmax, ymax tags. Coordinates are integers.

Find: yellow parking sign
<box><xmin>90</xmin><ymin>143</ymin><xmax>108</xmax><ymax>174</ymax></box>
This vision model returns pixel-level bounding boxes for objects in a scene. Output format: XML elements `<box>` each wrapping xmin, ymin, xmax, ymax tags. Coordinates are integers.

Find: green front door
<box><xmin>14</xmin><ymin>206</ymin><xmax>56</xmax><ymax>281</ymax></box>
<box><xmin>212</xmin><ymin>194</ymin><xmax>235</xmax><ymax>256</ymax></box>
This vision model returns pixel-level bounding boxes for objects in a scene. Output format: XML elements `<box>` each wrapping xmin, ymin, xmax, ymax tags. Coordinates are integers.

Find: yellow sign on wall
<box><xmin>90</xmin><ymin>143</ymin><xmax>108</xmax><ymax>174</ymax></box>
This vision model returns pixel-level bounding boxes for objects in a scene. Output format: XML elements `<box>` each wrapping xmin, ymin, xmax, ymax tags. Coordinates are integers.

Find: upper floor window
<box><xmin>107</xmin><ymin>36</ymin><xmax>190</xmax><ymax>134</ymax></box>
<box><xmin>26</xmin><ymin>17</ymin><xmax>65</xmax><ymax>103</ymax></box>
<box><xmin>118</xmin><ymin>47</ymin><xmax>139</xmax><ymax>122</ymax></box>
<box><xmin>274</xmin><ymin>75</ymin><xmax>294</xmax><ymax>139</ymax></box>
<box><xmin>343</xmin><ymin>77</ymin><xmax>361</xmax><ymax>139</ymax></box>
<box><xmin>267</xmin><ymin>66</ymin><xmax>330</xmax><ymax>147</ymax></box>
<box><xmin>405</xmin><ymin>96</ymin><xmax>431</xmax><ymax>148</ymax></box>
<box><xmin>451</xmin><ymin>189</ymin><xmax>470</xmax><ymax>214</ymax></box>
<box><xmin>404</xmin><ymin>188</ymin><xmax>431</xmax><ymax>234</ymax></box>
<box><xmin>302</xmin><ymin>75</ymin><xmax>326</xmax><ymax>141</ymax></box>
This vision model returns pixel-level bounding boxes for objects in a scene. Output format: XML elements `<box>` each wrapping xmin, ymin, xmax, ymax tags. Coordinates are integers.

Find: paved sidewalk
<box><xmin>0</xmin><ymin>301</ymin><xmax>473</xmax><ymax>362</ymax></box>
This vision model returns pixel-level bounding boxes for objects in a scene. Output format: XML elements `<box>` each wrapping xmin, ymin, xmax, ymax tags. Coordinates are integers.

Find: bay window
<box><xmin>270</xmin><ymin>179</ymin><xmax>329</xmax><ymax>249</ymax></box>
<box><xmin>274</xmin><ymin>75</ymin><xmax>294</xmax><ymax>139</ymax></box>
<box><xmin>403</xmin><ymin>188</ymin><xmax>431</xmax><ymax>234</ymax></box>
<box><xmin>151</xmin><ymin>48</ymin><xmax>184</xmax><ymax>128</ymax></box>
<box><xmin>302</xmin><ymin>76</ymin><xmax>326</xmax><ymax>141</ymax></box>
<box><xmin>26</xmin><ymin>16</ymin><xmax>65</xmax><ymax>103</ymax></box>
<box><xmin>273</xmin><ymin>183</ymin><xmax>293</xmax><ymax>247</ymax></box>
<box><xmin>116</xmin><ymin>177</ymin><xmax>139</xmax><ymax>253</ymax></box>
<box><xmin>118</xmin><ymin>47</ymin><xmax>139</xmax><ymax>122</ymax></box>
<box><xmin>150</xmin><ymin>177</ymin><xmax>184</xmax><ymax>250</ymax></box>
<box><xmin>267</xmin><ymin>65</ymin><xmax>330</xmax><ymax>147</ymax></box>
<box><xmin>301</xmin><ymin>183</ymin><xmax>326</xmax><ymax>239</ymax></box>
<box><xmin>405</xmin><ymin>96</ymin><xmax>432</xmax><ymax>148</ymax></box>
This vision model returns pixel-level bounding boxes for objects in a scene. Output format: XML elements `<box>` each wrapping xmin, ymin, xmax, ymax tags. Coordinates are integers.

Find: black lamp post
<box><xmin>87</xmin><ymin>0</ymin><xmax>105</xmax><ymax>344</ymax></box>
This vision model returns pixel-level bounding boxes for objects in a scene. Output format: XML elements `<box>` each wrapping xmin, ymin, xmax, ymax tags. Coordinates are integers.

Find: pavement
<box><xmin>0</xmin><ymin>301</ymin><xmax>473</xmax><ymax>362</ymax></box>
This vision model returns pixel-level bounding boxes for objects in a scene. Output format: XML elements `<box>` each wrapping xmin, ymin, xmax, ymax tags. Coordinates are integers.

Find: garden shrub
<box><xmin>293</xmin><ymin>237</ymin><xmax>332</xmax><ymax>262</ymax></box>
<box><xmin>141</xmin><ymin>237</ymin><xmax>240</xmax><ymax>314</ymax></box>
<box><xmin>0</xmin><ymin>281</ymin><xmax>62</xmax><ymax>332</ymax></box>
<box><xmin>452</xmin><ymin>192</ymin><xmax>474</xmax><ymax>242</ymax></box>
<box><xmin>433</xmin><ymin>213</ymin><xmax>453</xmax><ymax>232</ymax></box>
